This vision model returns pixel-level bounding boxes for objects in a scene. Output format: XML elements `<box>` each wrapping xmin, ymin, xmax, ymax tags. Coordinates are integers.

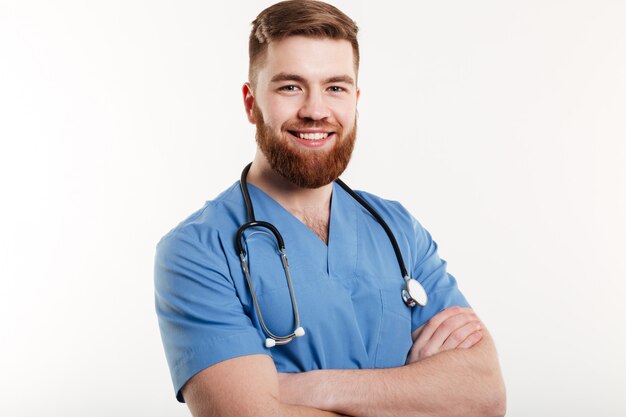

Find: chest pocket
<box><xmin>374</xmin><ymin>282</ymin><xmax>413</xmax><ymax>367</ymax></box>
<box><xmin>354</xmin><ymin>216</ymin><xmax>414</xmax><ymax>367</ymax></box>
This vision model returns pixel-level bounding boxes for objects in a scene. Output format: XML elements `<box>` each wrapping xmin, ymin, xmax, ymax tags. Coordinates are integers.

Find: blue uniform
<box><xmin>155</xmin><ymin>181</ymin><xmax>469</xmax><ymax>402</ymax></box>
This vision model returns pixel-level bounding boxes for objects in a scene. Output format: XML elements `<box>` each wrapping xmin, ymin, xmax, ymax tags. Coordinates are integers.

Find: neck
<box><xmin>246</xmin><ymin>152</ymin><xmax>333</xmax><ymax>215</ymax></box>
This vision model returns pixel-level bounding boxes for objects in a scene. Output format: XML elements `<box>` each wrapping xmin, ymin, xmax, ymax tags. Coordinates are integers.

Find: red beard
<box><xmin>253</xmin><ymin>103</ymin><xmax>357</xmax><ymax>189</ymax></box>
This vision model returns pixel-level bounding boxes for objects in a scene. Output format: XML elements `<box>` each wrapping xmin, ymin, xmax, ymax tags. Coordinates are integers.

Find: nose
<box><xmin>297</xmin><ymin>90</ymin><xmax>331</xmax><ymax>121</ymax></box>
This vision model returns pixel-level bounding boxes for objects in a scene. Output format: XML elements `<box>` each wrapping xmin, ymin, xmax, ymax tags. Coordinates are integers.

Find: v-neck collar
<box><xmin>327</xmin><ymin>182</ymin><xmax>359</xmax><ymax>280</ymax></box>
<box><xmin>244</xmin><ymin>182</ymin><xmax>359</xmax><ymax>279</ymax></box>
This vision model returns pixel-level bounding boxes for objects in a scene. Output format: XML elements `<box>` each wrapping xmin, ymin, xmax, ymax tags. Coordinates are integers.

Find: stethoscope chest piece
<box><xmin>402</xmin><ymin>277</ymin><xmax>428</xmax><ymax>307</ymax></box>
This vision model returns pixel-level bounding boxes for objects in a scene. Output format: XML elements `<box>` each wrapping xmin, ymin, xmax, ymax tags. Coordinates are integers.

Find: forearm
<box><xmin>280</xmin><ymin>332</ymin><xmax>505</xmax><ymax>417</ymax></box>
<box><xmin>189</xmin><ymin>396</ymin><xmax>345</xmax><ymax>417</ymax></box>
<box><xmin>182</xmin><ymin>354</ymin><xmax>348</xmax><ymax>417</ymax></box>
<box><xmin>276</xmin><ymin>403</ymin><xmax>347</xmax><ymax>417</ymax></box>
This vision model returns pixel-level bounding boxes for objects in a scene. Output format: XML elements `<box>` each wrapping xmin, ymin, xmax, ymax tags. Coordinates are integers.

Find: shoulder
<box><xmin>159</xmin><ymin>182</ymin><xmax>242</xmax><ymax>241</ymax></box>
<box><xmin>155</xmin><ymin>182</ymin><xmax>245</xmax><ymax>264</ymax></box>
<box><xmin>350</xmin><ymin>188</ymin><xmax>419</xmax><ymax>232</ymax></box>
<box><xmin>347</xmin><ymin>187</ymin><xmax>433</xmax><ymax>258</ymax></box>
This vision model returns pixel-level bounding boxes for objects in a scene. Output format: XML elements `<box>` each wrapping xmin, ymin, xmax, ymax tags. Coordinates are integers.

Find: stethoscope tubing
<box><xmin>236</xmin><ymin>162</ymin><xmax>426</xmax><ymax>348</ymax></box>
<box><xmin>335</xmin><ymin>178</ymin><xmax>410</xmax><ymax>279</ymax></box>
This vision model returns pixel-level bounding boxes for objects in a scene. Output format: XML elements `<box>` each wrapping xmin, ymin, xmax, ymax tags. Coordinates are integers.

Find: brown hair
<box><xmin>248</xmin><ymin>0</ymin><xmax>359</xmax><ymax>87</ymax></box>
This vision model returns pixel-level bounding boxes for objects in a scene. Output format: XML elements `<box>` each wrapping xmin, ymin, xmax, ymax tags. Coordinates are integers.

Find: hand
<box><xmin>406</xmin><ymin>306</ymin><xmax>483</xmax><ymax>364</ymax></box>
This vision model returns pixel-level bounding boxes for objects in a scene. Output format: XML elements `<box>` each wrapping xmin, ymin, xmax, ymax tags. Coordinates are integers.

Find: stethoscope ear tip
<box><xmin>294</xmin><ymin>326</ymin><xmax>305</xmax><ymax>337</ymax></box>
<box><xmin>265</xmin><ymin>338</ymin><xmax>276</xmax><ymax>348</ymax></box>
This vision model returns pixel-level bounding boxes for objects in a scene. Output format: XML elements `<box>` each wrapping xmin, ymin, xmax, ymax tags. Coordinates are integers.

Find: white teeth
<box><xmin>298</xmin><ymin>132</ymin><xmax>329</xmax><ymax>140</ymax></box>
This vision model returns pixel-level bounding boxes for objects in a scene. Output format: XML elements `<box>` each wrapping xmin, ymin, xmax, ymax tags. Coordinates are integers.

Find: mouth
<box><xmin>287</xmin><ymin>130</ymin><xmax>336</xmax><ymax>148</ymax></box>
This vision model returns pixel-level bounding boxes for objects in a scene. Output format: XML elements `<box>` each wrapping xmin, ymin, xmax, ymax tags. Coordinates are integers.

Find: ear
<box><xmin>242</xmin><ymin>83</ymin><xmax>256</xmax><ymax>124</ymax></box>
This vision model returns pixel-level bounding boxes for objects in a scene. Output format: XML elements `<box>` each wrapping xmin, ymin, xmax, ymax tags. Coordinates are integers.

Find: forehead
<box><xmin>258</xmin><ymin>36</ymin><xmax>356</xmax><ymax>84</ymax></box>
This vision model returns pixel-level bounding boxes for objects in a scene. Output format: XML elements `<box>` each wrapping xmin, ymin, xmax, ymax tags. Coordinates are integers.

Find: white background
<box><xmin>1</xmin><ymin>1</ymin><xmax>625</xmax><ymax>416</ymax></box>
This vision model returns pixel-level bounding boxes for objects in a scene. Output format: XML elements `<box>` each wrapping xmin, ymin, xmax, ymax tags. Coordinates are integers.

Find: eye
<box><xmin>328</xmin><ymin>86</ymin><xmax>345</xmax><ymax>93</ymax></box>
<box><xmin>278</xmin><ymin>85</ymin><xmax>301</xmax><ymax>92</ymax></box>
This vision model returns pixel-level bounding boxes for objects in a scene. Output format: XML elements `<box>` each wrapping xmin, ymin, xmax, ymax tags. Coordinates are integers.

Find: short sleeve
<box><xmin>154</xmin><ymin>224</ymin><xmax>267</xmax><ymax>402</ymax></box>
<box><xmin>408</xmin><ymin>216</ymin><xmax>470</xmax><ymax>332</ymax></box>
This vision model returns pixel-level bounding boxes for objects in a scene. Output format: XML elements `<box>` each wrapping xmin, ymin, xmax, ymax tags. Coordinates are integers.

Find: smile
<box><xmin>288</xmin><ymin>131</ymin><xmax>334</xmax><ymax>141</ymax></box>
<box><xmin>299</xmin><ymin>132</ymin><xmax>328</xmax><ymax>140</ymax></box>
<box><xmin>287</xmin><ymin>130</ymin><xmax>336</xmax><ymax>148</ymax></box>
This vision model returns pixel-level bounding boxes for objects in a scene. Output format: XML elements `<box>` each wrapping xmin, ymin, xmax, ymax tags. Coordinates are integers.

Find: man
<box><xmin>155</xmin><ymin>1</ymin><xmax>506</xmax><ymax>416</ymax></box>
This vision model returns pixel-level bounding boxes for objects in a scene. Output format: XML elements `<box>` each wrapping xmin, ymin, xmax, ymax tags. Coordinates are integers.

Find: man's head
<box><xmin>244</xmin><ymin>1</ymin><xmax>360</xmax><ymax>188</ymax></box>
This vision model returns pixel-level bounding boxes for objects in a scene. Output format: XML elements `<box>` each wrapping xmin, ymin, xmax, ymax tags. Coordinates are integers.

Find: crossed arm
<box><xmin>183</xmin><ymin>354</ymin><xmax>344</xmax><ymax>417</ymax></box>
<box><xmin>278</xmin><ymin>307</ymin><xmax>505</xmax><ymax>417</ymax></box>
<box><xmin>182</xmin><ymin>307</ymin><xmax>506</xmax><ymax>417</ymax></box>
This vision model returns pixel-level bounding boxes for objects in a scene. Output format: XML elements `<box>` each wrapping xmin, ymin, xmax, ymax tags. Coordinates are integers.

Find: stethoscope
<box><xmin>236</xmin><ymin>163</ymin><xmax>428</xmax><ymax>348</ymax></box>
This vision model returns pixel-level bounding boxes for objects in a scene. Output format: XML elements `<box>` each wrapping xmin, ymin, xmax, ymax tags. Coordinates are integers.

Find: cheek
<box><xmin>336</xmin><ymin>108</ymin><xmax>357</xmax><ymax>129</ymax></box>
<box><xmin>262</xmin><ymin>100</ymin><xmax>297</xmax><ymax>129</ymax></box>
<box><xmin>328</xmin><ymin>98</ymin><xmax>357</xmax><ymax>126</ymax></box>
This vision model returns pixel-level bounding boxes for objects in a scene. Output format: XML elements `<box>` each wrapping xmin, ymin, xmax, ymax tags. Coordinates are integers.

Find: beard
<box><xmin>253</xmin><ymin>103</ymin><xmax>357</xmax><ymax>189</ymax></box>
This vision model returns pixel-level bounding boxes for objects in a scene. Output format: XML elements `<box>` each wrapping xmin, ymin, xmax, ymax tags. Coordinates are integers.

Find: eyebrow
<box><xmin>269</xmin><ymin>72</ymin><xmax>355</xmax><ymax>86</ymax></box>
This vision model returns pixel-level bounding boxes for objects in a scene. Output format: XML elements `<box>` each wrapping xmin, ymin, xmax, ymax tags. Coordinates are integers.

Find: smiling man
<box><xmin>155</xmin><ymin>1</ymin><xmax>505</xmax><ymax>416</ymax></box>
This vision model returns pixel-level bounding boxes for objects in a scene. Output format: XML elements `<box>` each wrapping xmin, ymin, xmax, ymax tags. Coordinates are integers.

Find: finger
<box><xmin>405</xmin><ymin>344</ymin><xmax>419</xmax><ymax>365</ymax></box>
<box><xmin>406</xmin><ymin>334</ymin><xmax>427</xmax><ymax>364</ymax></box>
<box><xmin>421</xmin><ymin>309</ymin><xmax>479</xmax><ymax>354</ymax></box>
<box><xmin>458</xmin><ymin>330</ymin><xmax>483</xmax><ymax>349</ymax></box>
<box><xmin>406</xmin><ymin>311</ymin><xmax>483</xmax><ymax>364</ymax></box>
<box><xmin>406</xmin><ymin>326</ymin><xmax>481</xmax><ymax>364</ymax></box>
<box><xmin>411</xmin><ymin>306</ymin><xmax>467</xmax><ymax>351</ymax></box>
<box><xmin>440</xmin><ymin>320</ymin><xmax>483</xmax><ymax>351</ymax></box>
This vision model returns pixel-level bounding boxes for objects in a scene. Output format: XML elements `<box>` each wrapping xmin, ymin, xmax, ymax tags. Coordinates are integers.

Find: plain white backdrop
<box><xmin>1</xmin><ymin>1</ymin><xmax>625</xmax><ymax>416</ymax></box>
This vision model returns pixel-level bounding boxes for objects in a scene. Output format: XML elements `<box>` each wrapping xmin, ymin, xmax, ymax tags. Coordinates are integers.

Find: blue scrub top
<box><xmin>155</xmin><ymin>181</ymin><xmax>468</xmax><ymax>402</ymax></box>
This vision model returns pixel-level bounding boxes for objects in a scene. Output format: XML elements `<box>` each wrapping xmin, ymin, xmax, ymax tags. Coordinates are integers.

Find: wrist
<box><xmin>294</xmin><ymin>369</ymin><xmax>339</xmax><ymax>411</ymax></box>
<box><xmin>314</xmin><ymin>369</ymin><xmax>338</xmax><ymax>411</ymax></box>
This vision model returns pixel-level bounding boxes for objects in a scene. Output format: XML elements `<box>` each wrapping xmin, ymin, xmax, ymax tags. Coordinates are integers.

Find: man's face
<box><xmin>247</xmin><ymin>36</ymin><xmax>360</xmax><ymax>188</ymax></box>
